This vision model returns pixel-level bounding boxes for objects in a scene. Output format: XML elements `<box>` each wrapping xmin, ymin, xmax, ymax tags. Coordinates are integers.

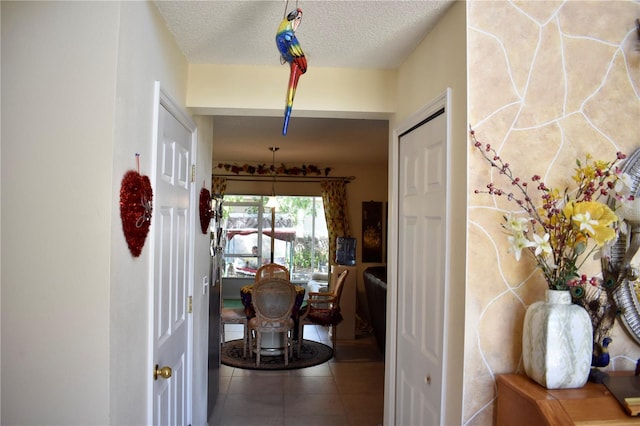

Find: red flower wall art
<box><xmin>120</xmin><ymin>170</ymin><xmax>153</xmax><ymax>257</ymax></box>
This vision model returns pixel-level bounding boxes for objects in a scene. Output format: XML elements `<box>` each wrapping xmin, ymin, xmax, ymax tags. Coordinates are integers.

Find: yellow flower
<box><xmin>563</xmin><ymin>201</ymin><xmax>618</xmax><ymax>246</ymax></box>
<box><xmin>471</xmin><ymin>129</ymin><xmax>626</xmax><ymax>291</ymax></box>
<box><xmin>593</xmin><ymin>160</ymin><xmax>610</xmax><ymax>171</ymax></box>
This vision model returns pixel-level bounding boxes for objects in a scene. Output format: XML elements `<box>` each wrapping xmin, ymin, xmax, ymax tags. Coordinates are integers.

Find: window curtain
<box><xmin>212</xmin><ymin>176</ymin><xmax>227</xmax><ymax>197</ymax></box>
<box><xmin>321</xmin><ymin>180</ymin><xmax>350</xmax><ymax>267</ymax></box>
<box><xmin>211</xmin><ymin>177</ymin><xmax>227</xmax><ymax>258</ymax></box>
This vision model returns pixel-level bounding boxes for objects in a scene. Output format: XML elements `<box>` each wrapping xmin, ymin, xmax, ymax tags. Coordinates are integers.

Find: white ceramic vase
<box><xmin>522</xmin><ymin>289</ymin><xmax>593</xmax><ymax>389</ymax></box>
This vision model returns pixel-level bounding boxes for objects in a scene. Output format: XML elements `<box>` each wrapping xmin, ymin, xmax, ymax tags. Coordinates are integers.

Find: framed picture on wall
<box><xmin>362</xmin><ymin>201</ymin><xmax>383</xmax><ymax>263</ymax></box>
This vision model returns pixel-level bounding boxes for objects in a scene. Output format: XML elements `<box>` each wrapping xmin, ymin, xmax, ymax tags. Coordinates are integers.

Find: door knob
<box><xmin>154</xmin><ymin>364</ymin><xmax>172</xmax><ymax>380</ymax></box>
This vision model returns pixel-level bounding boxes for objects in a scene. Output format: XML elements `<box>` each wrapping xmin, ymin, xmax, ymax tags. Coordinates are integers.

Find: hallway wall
<box><xmin>2</xmin><ymin>2</ymin><xmax>213</xmax><ymax>424</ymax></box>
<box><xmin>188</xmin><ymin>64</ymin><xmax>397</xmax><ymax>118</ymax></box>
<box><xmin>390</xmin><ymin>1</ymin><xmax>467</xmax><ymax>424</ymax></box>
<box><xmin>1</xmin><ymin>2</ymin><xmax>118</xmax><ymax>423</ymax></box>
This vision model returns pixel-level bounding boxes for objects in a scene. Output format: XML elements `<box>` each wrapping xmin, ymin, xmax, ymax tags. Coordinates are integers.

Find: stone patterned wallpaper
<box><xmin>466</xmin><ymin>1</ymin><xmax>639</xmax><ymax>424</ymax></box>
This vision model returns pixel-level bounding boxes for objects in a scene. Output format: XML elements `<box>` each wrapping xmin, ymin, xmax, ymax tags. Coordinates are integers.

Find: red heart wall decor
<box><xmin>120</xmin><ymin>170</ymin><xmax>153</xmax><ymax>257</ymax></box>
<box><xmin>199</xmin><ymin>188</ymin><xmax>212</xmax><ymax>234</ymax></box>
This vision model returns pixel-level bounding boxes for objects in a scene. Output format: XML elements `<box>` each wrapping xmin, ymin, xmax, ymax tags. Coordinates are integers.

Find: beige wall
<box><xmin>193</xmin><ymin>115</ymin><xmax>215</xmax><ymax>422</ymax></box>
<box><xmin>466</xmin><ymin>1</ymin><xmax>640</xmax><ymax>424</ymax></box>
<box><xmin>1</xmin><ymin>2</ymin><xmax>214</xmax><ymax>425</ymax></box>
<box><xmin>390</xmin><ymin>1</ymin><xmax>467</xmax><ymax>424</ymax></box>
<box><xmin>1</xmin><ymin>2</ymin><xmax>118</xmax><ymax>423</ymax></box>
<box><xmin>189</xmin><ymin>64</ymin><xmax>397</xmax><ymax>118</ymax></box>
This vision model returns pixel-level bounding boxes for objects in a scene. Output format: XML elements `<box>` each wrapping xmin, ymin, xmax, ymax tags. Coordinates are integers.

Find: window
<box><xmin>220</xmin><ymin>195</ymin><xmax>328</xmax><ymax>282</ymax></box>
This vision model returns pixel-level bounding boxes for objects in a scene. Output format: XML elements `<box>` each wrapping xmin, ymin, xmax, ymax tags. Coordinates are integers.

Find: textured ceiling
<box><xmin>154</xmin><ymin>1</ymin><xmax>455</xmax><ymax>164</ymax></box>
<box><xmin>155</xmin><ymin>0</ymin><xmax>455</xmax><ymax>69</ymax></box>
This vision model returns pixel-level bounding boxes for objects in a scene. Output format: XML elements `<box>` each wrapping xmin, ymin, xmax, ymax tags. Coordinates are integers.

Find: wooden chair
<box><xmin>248</xmin><ymin>277</ymin><xmax>296</xmax><ymax>366</ymax></box>
<box><xmin>255</xmin><ymin>263</ymin><xmax>290</xmax><ymax>282</ymax></box>
<box><xmin>297</xmin><ymin>270</ymin><xmax>349</xmax><ymax>354</ymax></box>
<box><xmin>220</xmin><ymin>306</ymin><xmax>248</xmax><ymax>358</ymax></box>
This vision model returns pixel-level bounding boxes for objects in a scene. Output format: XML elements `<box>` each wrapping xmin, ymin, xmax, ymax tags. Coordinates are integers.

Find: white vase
<box><xmin>522</xmin><ymin>289</ymin><xmax>593</xmax><ymax>389</ymax></box>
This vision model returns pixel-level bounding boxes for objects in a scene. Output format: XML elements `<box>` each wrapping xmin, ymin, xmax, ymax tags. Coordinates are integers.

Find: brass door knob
<box><xmin>154</xmin><ymin>364</ymin><xmax>172</xmax><ymax>380</ymax></box>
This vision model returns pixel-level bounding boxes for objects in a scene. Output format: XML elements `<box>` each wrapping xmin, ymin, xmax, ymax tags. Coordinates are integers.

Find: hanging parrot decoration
<box><xmin>275</xmin><ymin>8</ymin><xmax>307</xmax><ymax>136</ymax></box>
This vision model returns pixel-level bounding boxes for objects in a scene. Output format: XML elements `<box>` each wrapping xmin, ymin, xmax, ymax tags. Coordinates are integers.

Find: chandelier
<box><xmin>266</xmin><ymin>147</ymin><xmax>279</xmax><ymax>209</ymax></box>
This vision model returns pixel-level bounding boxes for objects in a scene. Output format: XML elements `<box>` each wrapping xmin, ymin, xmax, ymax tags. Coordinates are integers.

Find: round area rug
<box><xmin>221</xmin><ymin>339</ymin><xmax>333</xmax><ymax>370</ymax></box>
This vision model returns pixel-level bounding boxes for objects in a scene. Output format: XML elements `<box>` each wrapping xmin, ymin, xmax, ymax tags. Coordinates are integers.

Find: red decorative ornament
<box><xmin>120</xmin><ymin>170</ymin><xmax>153</xmax><ymax>257</ymax></box>
<box><xmin>199</xmin><ymin>188</ymin><xmax>212</xmax><ymax>234</ymax></box>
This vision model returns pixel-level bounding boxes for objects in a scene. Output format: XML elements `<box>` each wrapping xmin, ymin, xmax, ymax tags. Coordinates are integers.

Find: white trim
<box><xmin>148</xmin><ymin>81</ymin><xmax>198</xmax><ymax>425</ymax></box>
<box><xmin>442</xmin><ymin>89</ymin><xmax>453</xmax><ymax>424</ymax></box>
<box><xmin>385</xmin><ymin>89</ymin><xmax>451</xmax><ymax>425</ymax></box>
<box><xmin>159</xmin><ymin>88</ymin><xmax>197</xmax><ymax>133</ymax></box>
<box><xmin>147</xmin><ymin>82</ymin><xmax>161</xmax><ymax>425</ymax></box>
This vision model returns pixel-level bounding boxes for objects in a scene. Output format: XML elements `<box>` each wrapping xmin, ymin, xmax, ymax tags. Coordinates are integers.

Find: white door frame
<box><xmin>385</xmin><ymin>89</ymin><xmax>452</xmax><ymax>425</ymax></box>
<box><xmin>147</xmin><ymin>81</ymin><xmax>198</xmax><ymax>425</ymax></box>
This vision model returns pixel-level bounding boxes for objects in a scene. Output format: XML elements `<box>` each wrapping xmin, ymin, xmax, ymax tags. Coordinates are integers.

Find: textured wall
<box><xmin>466</xmin><ymin>1</ymin><xmax>640</xmax><ymax>424</ymax></box>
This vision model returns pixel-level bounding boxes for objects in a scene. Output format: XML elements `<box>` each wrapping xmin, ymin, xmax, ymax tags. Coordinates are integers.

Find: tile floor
<box><xmin>209</xmin><ymin>323</ymin><xmax>385</xmax><ymax>426</ymax></box>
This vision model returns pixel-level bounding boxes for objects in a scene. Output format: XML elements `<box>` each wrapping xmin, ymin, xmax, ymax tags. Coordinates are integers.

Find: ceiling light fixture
<box><xmin>266</xmin><ymin>147</ymin><xmax>279</xmax><ymax>209</ymax></box>
<box><xmin>265</xmin><ymin>147</ymin><xmax>280</xmax><ymax>263</ymax></box>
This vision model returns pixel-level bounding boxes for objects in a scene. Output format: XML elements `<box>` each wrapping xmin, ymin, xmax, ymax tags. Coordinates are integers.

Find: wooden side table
<box><xmin>497</xmin><ymin>374</ymin><xmax>640</xmax><ymax>425</ymax></box>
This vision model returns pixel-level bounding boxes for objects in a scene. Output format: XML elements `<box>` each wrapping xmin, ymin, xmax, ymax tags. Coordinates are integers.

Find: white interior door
<box><xmin>388</xmin><ymin>91</ymin><xmax>449</xmax><ymax>425</ymax></box>
<box><xmin>151</xmin><ymin>84</ymin><xmax>196</xmax><ymax>426</ymax></box>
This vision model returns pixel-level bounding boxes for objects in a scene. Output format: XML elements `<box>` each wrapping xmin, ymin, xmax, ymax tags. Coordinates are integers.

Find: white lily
<box><xmin>508</xmin><ymin>232</ymin><xmax>535</xmax><ymax>261</ymax></box>
<box><xmin>504</xmin><ymin>213</ymin><xmax>529</xmax><ymax>233</ymax></box>
<box><xmin>532</xmin><ymin>233</ymin><xmax>552</xmax><ymax>256</ymax></box>
<box><xmin>573</xmin><ymin>211</ymin><xmax>598</xmax><ymax>235</ymax></box>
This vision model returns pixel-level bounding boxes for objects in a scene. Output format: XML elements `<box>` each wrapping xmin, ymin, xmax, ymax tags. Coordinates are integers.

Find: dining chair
<box><xmin>220</xmin><ymin>306</ymin><xmax>248</xmax><ymax>358</ymax></box>
<box><xmin>248</xmin><ymin>277</ymin><xmax>296</xmax><ymax>366</ymax></box>
<box><xmin>255</xmin><ymin>263</ymin><xmax>290</xmax><ymax>282</ymax></box>
<box><xmin>297</xmin><ymin>269</ymin><xmax>349</xmax><ymax>354</ymax></box>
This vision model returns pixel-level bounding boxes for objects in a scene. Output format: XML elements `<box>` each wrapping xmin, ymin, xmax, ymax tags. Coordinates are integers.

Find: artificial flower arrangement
<box><xmin>470</xmin><ymin>128</ymin><xmax>633</xmax><ymax>292</ymax></box>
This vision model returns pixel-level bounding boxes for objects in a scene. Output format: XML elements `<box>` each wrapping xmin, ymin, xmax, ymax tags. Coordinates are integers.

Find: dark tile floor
<box><xmin>209</xmin><ymin>324</ymin><xmax>385</xmax><ymax>426</ymax></box>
